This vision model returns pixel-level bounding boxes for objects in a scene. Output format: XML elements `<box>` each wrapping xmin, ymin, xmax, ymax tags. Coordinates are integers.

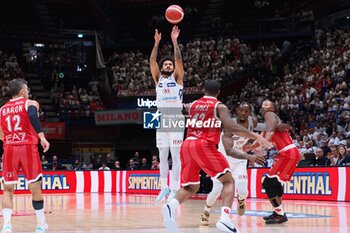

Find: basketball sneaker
<box><xmin>35</xmin><ymin>222</ymin><xmax>48</xmax><ymax>233</ymax></box>
<box><xmin>265</xmin><ymin>213</ymin><xmax>288</xmax><ymax>224</ymax></box>
<box><xmin>263</xmin><ymin>211</ymin><xmax>278</xmax><ymax>220</ymax></box>
<box><xmin>1</xmin><ymin>224</ymin><xmax>12</xmax><ymax>233</ymax></box>
<box><xmin>200</xmin><ymin>210</ymin><xmax>210</xmax><ymax>226</ymax></box>
<box><xmin>237</xmin><ymin>199</ymin><xmax>246</xmax><ymax>216</ymax></box>
<box><xmin>161</xmin><ymin>204</ymin><xmax>177</xmax><ymax>233</ymax></box>
<box><xmin>216</xmin><ymin>218</ymin><xmax>240</xmax><ymax>233</ymax></box>
<box><xmin>157</xmin><ymin>187</ymin><xmax>171</xmax><ymax>202</ymax></box>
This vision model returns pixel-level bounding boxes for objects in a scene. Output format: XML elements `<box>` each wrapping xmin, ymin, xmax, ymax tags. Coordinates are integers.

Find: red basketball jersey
<box><xmin>0</xmin><ymin>97</ymin><xmax>38</xmax><ymax>146</ymax></box>
<box><xmin>186</xmin><ymin>96</ymin><xmax>222</xmax><ymax>144</ymax></box>
<box><xmin>271</xmin><ymin>131</ymin><xmax>294</xmax><ymax>151</ymax></box>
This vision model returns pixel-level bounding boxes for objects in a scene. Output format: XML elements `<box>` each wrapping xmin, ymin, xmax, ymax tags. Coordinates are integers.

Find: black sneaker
<box><xmin>263</xmin><ymin>211</ymin><xmax>278</xmax><ymax>220</ymax></box>
<box><xmin>265</xmin><ymin>213</ymin><xmax>288</xmax><ymax>224</ymax></box>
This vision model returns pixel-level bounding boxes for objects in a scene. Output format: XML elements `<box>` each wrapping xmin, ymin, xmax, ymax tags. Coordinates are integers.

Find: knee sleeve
<box><xmin>32</xmin><ymin>200</ymin><xmax>44</xmax><ymax>210</ymax></box>
<box><xmin>206</xmin><ymin>180</ymin><xmax>223</xmax><ymax>207</ymax></box>
<box><xmin>159</xmin><ymin>147</ymin><xmax>170</xmax><ymax>179</ymax></box>
<box><xmin>262</xmin><ymin>177</ymin><xmax>283</xmax><ymax>198</ymax></box>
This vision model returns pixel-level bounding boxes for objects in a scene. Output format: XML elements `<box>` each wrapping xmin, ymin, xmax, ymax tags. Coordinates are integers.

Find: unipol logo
<box><xmin>137</xmin><ymin>98</ymin><xmax>157</xmax><ymax>108</ymax></box>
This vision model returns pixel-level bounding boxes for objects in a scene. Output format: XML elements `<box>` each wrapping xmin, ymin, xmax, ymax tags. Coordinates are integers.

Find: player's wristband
<box><xmin>28</xmin><ymin>105</ymin><xmax>43</xmax><ymax>133</ymax></box>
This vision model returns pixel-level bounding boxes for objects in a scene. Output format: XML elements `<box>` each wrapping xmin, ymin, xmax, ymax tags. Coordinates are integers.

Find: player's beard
<box><xmin>238</xmin><ymin>117</ymin><xmax>246</xmax><ymax>123</ymax></box>
<box><xmin>161</xmin><ymin>70</ymin><xmax>173</xmax><ymax>76</ymax></box>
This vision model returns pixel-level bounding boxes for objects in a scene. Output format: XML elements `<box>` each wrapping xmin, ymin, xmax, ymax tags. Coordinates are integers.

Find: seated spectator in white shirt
<box><xmin>99</xmin><ymin>163</ymin><xmax>111</xmax><ymax>170</ymax></box>
<box><xmin>328</xmin><ymin>132</ymin><xmax>340</xmax><ymax>146</ymax></box>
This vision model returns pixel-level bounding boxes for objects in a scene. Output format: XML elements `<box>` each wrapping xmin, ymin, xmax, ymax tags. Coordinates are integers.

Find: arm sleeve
<box><xmin>28</xmin><ymin>105</ymin><xmax>43</xmax><ymax>133</ymax></box>
<box><xmin>254</xmin><ymin>122</ymin><xmax>266</xmax><ymax>131</ymax></box>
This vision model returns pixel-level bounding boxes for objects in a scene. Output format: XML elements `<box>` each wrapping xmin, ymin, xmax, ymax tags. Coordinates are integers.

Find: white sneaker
<box><xmin>35</xmin><ymin>222</ymin><xmax>48</xmax><ymax>233</ymax></box>
<box><xmin>167</xmin><ymin>190</ymin><xmax>177</xmax><ymax>203</ymax></box>
<box><xmin>156</xmin><ymin>187</ymin><xmax>171</xmax><ymax>202</ymax></box>
<box><xmin>161</xmin><ymin>204</ymin><xmax>177</xmax><ymax>233</ymax></box>
<box><xmin>1</xmin><ymin>224</ymin><xmax>12</xmax><ymax>233</ymax></box>
<box><xmin>216</xmin><ymin>218</ymin><xmax>240</xmax><ymax>233</ymax></box>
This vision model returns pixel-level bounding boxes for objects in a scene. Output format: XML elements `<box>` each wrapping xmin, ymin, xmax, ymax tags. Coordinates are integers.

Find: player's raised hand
<box><xmin>171</xmin><ymin>25</ymin><xmax>180</xmax><ymax>42</ymax></box>
<box><xmin>40</xmin><ymin>137</ymin><xmax>50</xmax><ymax>153</ymax></box>
<box><xmin>247</xmin><ymin>153</ymin><xmax>266</xmax><ymax>166</ymax></box>
<box><xmin>242</xmin><ymin>144</ymin><xmax>253</xmax><ymax>152</ymax></box>
<box><xmin>154</xmin><ymin>29</ymin><xmax>161</xmax><ymax>44</ymax></box>
<box><xmin>256</xmin><ymin>135</ymin><xmax>273</xmax><ymax>149</ymax></box>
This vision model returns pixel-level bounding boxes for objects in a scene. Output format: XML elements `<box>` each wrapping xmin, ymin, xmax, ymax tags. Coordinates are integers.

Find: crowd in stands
<box><xmin>108</xmin><ymin>37</ymin><xmax>282</xmax><ymax>96</ymax></box>
<box><xmin>0</xmin><ymin>52</ymin><xmax>25</xmax><ymax>105</ymax></box>
<box><xmin>23</xmin><ymin>49</ymin><xmax>77</xmax><ymax>72</ymax></box>
<box><xmin>40</xmin><ymin>152</ymin><xmax>161</xmax><ymax>171</ymax></box>
<box><xmin>225</xmin><ymin>27</ymin><xmax>350</xmax><ymax>167</ymax></box>
<box><xmin>51</xmin><ymin>83</ymin><xmax>105</xmax><ymax>119</ymax></box>
<box><xmin>1</xmin><ymin>23</ymin><xmax>350</xmax><ymax>170</ymax></box>
<box><xmin>21</xmin><ymin>48</ymin><xmax>104</xmax><ymax>118</ymax></box>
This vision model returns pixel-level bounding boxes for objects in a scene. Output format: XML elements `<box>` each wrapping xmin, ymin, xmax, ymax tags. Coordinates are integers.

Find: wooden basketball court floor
<box><xmin>1</xmin><ymin>193</ymin><xmax>349</xmax><ymax>233</ymax></box>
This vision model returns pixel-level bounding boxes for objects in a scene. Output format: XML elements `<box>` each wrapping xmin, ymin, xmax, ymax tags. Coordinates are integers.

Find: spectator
<box><xmin>131</xmin><ymin>151</ymin><xmax>141</xmax><ymax>167</ymax></box>
<box><xmin>114</xmin><ymin>160</ymin><xmax>122</xmax><ymax>170</ymax></box>
<box><xmin>151</xmin><ymin>156</ymin><xmax>160</xmax><ymax>170</ymax></box>
<box><xmin>41</xmin><ymin>155</ymin><xmax>48</xmax><ymax>165</ymax></box>
<box><xmin>52</xmin><ymin>156</ymin><xmax>59</xmax><ymax>171</ymax></box>
<box><xmin>336</xmin><ymin>145</ymin><xmax>350</xmax><ymax>165</ymax></box>
<box><xmin>328</xmin><ymin>132</ymin><xmax>340</xmax><ymax>146</ymax></box>
<box><xmin>126</xmin><ymin>159</ymin><xmax>137</xmax><ymax>170</ymax></box>
<box><xmin>328</xmin><ymin>145</ymin><xmax>340</xmax><ymax>165</ymax></box>
<box><xmin>99</xmin><ymin>163</ymin><xmax>111</xmax><ymax>170</ymax></box>
<box><xmin>73</xmin><ymin>160</ymin><xmax>83</xmax><ymax>171</ymax></box>
<box><xmin>139</xmin><ymin>158</ymin><xmax>150</xmax><ymax>170</ymax></box>
<box><xmin>312</xmin><ymin>148</ymin><xmax>330</xmax><ymax>166</ymax></box>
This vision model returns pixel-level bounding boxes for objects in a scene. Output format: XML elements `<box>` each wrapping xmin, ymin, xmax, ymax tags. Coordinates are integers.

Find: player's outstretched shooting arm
<box><xmin>150</xmin><ymin>29</ymin><xmax>161</xmax><ymax>84</ymax></box>
<box><xmin>171</xmin><ymin>25</ymin><xmax>184</xmax><ymax>85</ymax></box>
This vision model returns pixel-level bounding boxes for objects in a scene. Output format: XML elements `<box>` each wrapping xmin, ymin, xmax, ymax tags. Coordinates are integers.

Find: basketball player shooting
<box><xmin>0</xmin><ymin>79</ymin><xmax>50</xmax><ymax>233</ymax></box>
<box><xmin>200</xmin><ymin>102</ymin><xmax>266</xmax><ymax>225</ymax></box>
<box><xmin>150</xmin><ymin>26</ymin><xmax>184</xmax><ymax>202</ymax></box>
<box><xmin>162</xmin><ymin>80</ymin><xmax>272</xmax><ymax>233</ymax></box>
<box><xmin>252</xmin><ymin>100</ymin><xmax>300</xmax><ymax>224</ymax></box>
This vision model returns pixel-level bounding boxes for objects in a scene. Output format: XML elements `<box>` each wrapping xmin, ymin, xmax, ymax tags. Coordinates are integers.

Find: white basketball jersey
<box><xmin>156</xmin><ymin>74</ymin><xmax>183</xmax><ymax>112</ymax></box>
<box><xmin>218</xmin><ymin>116</ymin><xmax>254</xmax><ymax>160</ymax></box>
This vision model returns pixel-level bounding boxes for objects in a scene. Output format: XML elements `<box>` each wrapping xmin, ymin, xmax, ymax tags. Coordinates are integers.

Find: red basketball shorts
<box><xmin>267</xmin><ymin>147</ymin><xmax>300</xmax><ymax>182</ymax></box>
<box><xmin>2</xmin><ymin>144</ymin><xmax>43</xmax><ymax>184</ymax></box>
<box><xmin>180</xmin><ymin>138</ymin><xmax>230</xmax><ymax>186</ymax></box>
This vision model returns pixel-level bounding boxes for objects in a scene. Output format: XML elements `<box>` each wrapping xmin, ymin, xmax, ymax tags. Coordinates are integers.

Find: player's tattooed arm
<box><xmin>222</xmin><ymin>130</ymin><xmax>247</xmax><ymax>160</ymax></box>
<box><xmin>150</xmin><ymin>29</ymin><xmax>161</xmax><ymax>84</ymax></box>
<box><xmin>263</xmin><ymin>112</ymin><xmax>279</xmax><ymax>141</ymax></box>
<box><xmin>171</xmin><ymin>26</ymin><xmax>184</xmax><ymax>85</ymax></box>
<box><xmin>223</xmin><ymin>129</ymin><xmax>266</xmax><ymax>165</ymax></box>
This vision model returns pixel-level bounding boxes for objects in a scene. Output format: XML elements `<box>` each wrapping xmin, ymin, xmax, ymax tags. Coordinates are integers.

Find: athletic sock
<box><xmin>35</xmin><ymin>209</ymin><xmax>46</xmax><ymax>225</ymax></box>
<box><xmin>274</xmin><ymin>204</ymin><xmax>284</xmax><ymax>216</ymax></box>
<box><xmin>2</xmin><ymin>208</ymin><xmax>12</xmax><ymax>225</ymax></box>
<box><xmin>220</xmin><ymin>206</ymin><xmax>231</xmax><ymax>220</ymax></box>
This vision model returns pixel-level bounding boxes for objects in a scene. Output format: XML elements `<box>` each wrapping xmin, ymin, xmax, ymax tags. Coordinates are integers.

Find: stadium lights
<box><xmin>34</xmin><ymin>43</ymin><xmax>45</xmax><ymax>47</ymax></box>
<box><xmin>78</xmin><ymin>34</ymin><xmax>84</xmax><ymax>38</ymax></box>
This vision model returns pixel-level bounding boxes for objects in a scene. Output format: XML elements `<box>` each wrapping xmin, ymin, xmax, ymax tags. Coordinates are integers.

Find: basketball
<box><xmin>165</xmin><ymin>5</ymin><xmax>184</xmax><ymax>24</ymax></box>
